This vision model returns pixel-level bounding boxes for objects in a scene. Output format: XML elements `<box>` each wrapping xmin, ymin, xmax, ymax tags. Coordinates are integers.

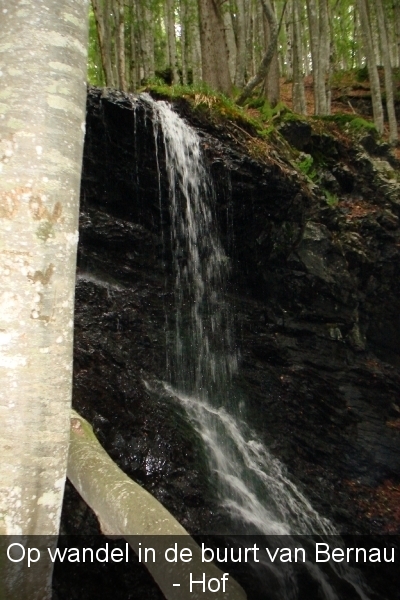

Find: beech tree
<box><xmin>0</xmin><ymin>0</ymin><xmax>88</xmax><ymax>595</ymax></box>
<box><xmin>197</xmin><ymin>0</ymin><xmax>233</xmax><ymax>94</ymax></box>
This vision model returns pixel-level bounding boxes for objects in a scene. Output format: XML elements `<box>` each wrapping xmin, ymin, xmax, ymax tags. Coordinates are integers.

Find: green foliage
<box><xmin>324</xmin><ymin>190</ymin><xmax>339</xmax><ymax>207</ymax></box>
<box><xmin>317</xmin><ymin>113</ymin><xmax>377</xmax><ymax>133</ymax></box>
<box><xmin>145</xmin><ymin>82</ymin><xmax>262</xmax><ymax>130</ymax></box>
<box><xmin>87</xmin><ymin>7</ymin><xmax>104</xmax><ymax>86</ymax></box>
<box><xmin>297</xmin><ymin>154</ymin><xmax>318</xmax><ymax>181</ymax></box>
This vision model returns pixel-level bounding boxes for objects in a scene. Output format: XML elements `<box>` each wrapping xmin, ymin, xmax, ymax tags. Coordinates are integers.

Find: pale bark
<box><xmin>0</xmin><ymin>0</ymin><xmax>87</xmax><ymax>596</ymax></box>
<box><xmin>306</xmin><ymin>0</ymin><xmax>329</xmax><ymax>114</ymax></box>
<box><xmin>68</xmin><ymin>410</ymin><xmax>247</xmax><ymax>600</ymax></box>
<box><xmin>197</xmin><ymin>0</ymin><xmax>233</xmax><ymax>95</ymax></box>
<box><xmin>115</xmin><ymin>0</ymin><xmax>127</xmax><ymax>91</ymax></box>
<box><xmin>357</xmin><ymin>0</ymin><xmax>385</xmax><ymax>133</ymax></box>
<box><xmin>180</xmin><ymin>0</ymin><xmax>189</xmax><ymax>83</ymax></box>
<box><xmin>394</xmin><ymin>0</ymin><xmax>400</xmax><ymax>67</ymax></box>
<box><xmin>165</xmin><ymin>0</ymin><xmax>179</xmax><ymax>84</ymax></box>
<box><xmin>104</xmin><ymin>0</ymin><xmax>116</xmax><ymax>86</ymax></box>
<box><xmin>137</xmin><ymin>0</ymin><xmax>155</xmax><ymax>81</ymax></box>
<box><xmin>263</xmin><ymin>0</ymin><xmax>280</xmax><ymax>106</ymax></box>
<box><xmin>306</xmin><ymin>0</ymin><xmax>320</xmax><ymax>113</ymax></box>
<box><xmin>188</xmin><ymin>0</ymin><xmax>203</xmax><ymax>83</ymax></box>
<box><xmin>234</xmin><ymin>0</ymin><xmax>247</xmax><ymax>87</ymax></box>
<box><xmin>223</xmin><ymin>5</ymin><xmax>238</xmax><ymax>82</ymax></box>
<box><xmin>375</xmin><ymin>0</ymin><xmax>398</xmax><ymax>141</ymax></box>
<box><xmin>292</xmin><ymin>0</ymin><xmax>307</xmax><ymax>113</ymax></box>
<box><xmin>318</xmin><ymin>0</ymin><xmax>330</xmax><ymax>114</ymax></box>
<box><xmin>284</xmin><ymin>0</ymin><xmax>293</xmax><ymax>79</ymax></box>
<box><xmin>129</xmin><ymin>0</ymin><xmax>138</xmax><ymax>91</ymax></box>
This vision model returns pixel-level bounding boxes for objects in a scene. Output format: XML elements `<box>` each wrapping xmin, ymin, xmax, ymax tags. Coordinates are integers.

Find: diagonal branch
<box><xmin>68</xmin><ymin>410</ymin><xmax>247</xmax><ymax>600</ymax></box>
<box><xmin>236</xmin><ymin>0</ymin><xmax>279</xmax><ymax>105</ymax></box>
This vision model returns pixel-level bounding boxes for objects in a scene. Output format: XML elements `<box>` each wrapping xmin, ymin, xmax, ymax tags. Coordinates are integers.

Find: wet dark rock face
<box><xmin>63</xmin><ymin>88</ymin><xmax>400</xmax><ymax>545</ymax></box>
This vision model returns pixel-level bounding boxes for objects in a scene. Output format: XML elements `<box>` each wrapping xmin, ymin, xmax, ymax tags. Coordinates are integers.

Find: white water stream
<box><xmin>138</xmin><ymin>94</ymin><xmax>370</xmax><ymax>599</ymax></box>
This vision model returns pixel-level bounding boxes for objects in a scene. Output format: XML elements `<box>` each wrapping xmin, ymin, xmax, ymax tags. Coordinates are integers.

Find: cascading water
<box><xmin>145</xmin><ymin>93</ymin><xmax>331</xmax><ymax>536</ymax></box>
<box><xmin>138</xmin><ymin>94</ymin><xmax>370</xmax><ymax>599</ymax></box>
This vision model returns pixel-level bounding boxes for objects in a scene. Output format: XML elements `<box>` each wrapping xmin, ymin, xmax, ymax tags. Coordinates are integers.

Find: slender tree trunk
<box><xmin>263</xmin><ymin>0</ymin><xmax>280</xmax><ymax>106</ymax></box>
<box><xmin>292</xmin><ymin>0</ymin><xmax>307</xmax><ymax>113</ymax></box>
<box><xmin>394</xmin><ymin>0</ymin><xmax>400</xmax><ymax>67</ymax></box>
<box><xmin>375</xmin><ymin>0</ymin><xmax>398</xmax><ymax>141</ymax></box>
<box><xmin>91</xmin><ymin>0</ymin><xmax>114</xmax><ymax>85</ymax></box>
<box><xmin>0</xmin><ymin>0</ymin><xmax>87</xmax><ymax>596</ymax></box>
<box><xmin>129</xmin><ymin>0</ymin><xmax>138</xmax><ymax>91</ymax></box>
<box><xmin>180</xmin><ymin>0</ymin><xmax>189</xmax><ymax>83</ymax></box>
<box><xmin>306</xmin><ymin>0</ymin><xmax>329</xmax><ymax>114</ymax></box>
<box><xmin>115</xmin><ymin>0</ymin><xmax>127</xmax><ymax>91</ymax></box>
<box><xmin>165</xmin><ymin>0</ymin><xmax>179</xmax><ymax>83</ymax></box>
<box><xmin>197</xmin><ymin>0</ymin><xmax>233</xmax><ymax>95</ymax></box>
<box><xmin>284</xmin><ymin>0</ymin><xmax>293</xmax><ymax>80</ymax></box>
<box><xmin>223</xmin><ymin>6</ymin><xmax>238</xmax><ymax>81</ymax></box>
<box><xmin>187</xmin><ymin>0</ymin><xmax>202</xmax><ymax>83</ymax></box>
<box><xmin>234</xmin><ymin>0</ymin><xmax>247</xmax><ymax>87</ymax></box>
<box><xmin>319</xmin><ymin>0</ymin><xmax>330</xmax><ymax>114</ymax></box>
<box><xmin>306</xmin><ymin>0</ymin><xmax>320</xmax><ymax>113</ymax></box>
<box><xmin>358</xmin><ymin>0</ymin><xmax>385</xmax><ymax>133</ymax></box>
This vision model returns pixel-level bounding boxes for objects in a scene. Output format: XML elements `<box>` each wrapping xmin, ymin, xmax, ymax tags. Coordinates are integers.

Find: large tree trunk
<box><xmin>0</xmin><ymin>0</ymin><xmax>87</xmax><ymax>596</ymax></box>
<box><xmin>357</xmin><ymin>0</ymin><xmax>385</xmax><ymax>133</ymax></box>
<box><xmin>375</xmin><ymin>0</ymin><xmax>398</xmax><ymax>142</ymax></box>
<box><xmin>137</xmin><ymin>0</ymin><xmax>155</xmax><ymax>81</ymax></box>
<box><xmin>197</xmin><ymin>0</ymin><xmax>233</xmax><ymax>95</ymax></box>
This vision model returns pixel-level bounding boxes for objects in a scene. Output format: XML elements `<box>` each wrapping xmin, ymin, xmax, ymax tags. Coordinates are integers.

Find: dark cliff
<box><xmin>63</xmin><ymin>87</ymin><xmax>400</xmax><ymax>544</ymax></box>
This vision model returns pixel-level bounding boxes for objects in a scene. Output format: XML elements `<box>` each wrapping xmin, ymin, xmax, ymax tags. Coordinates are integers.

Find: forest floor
<box><xmin>280</xmin><ymin>72</ymin><xmax>400</xmax><ymax>160</ymax></box>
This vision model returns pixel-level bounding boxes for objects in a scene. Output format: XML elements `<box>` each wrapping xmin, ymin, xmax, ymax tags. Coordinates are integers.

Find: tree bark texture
<box><xmin>357</xmin><ymin>0</ymin><xmax>385</xmax><ymax>133</ymax></box>
<box><xmin>0</xmin><ymin>0</ymin><xmax>87</xmax><ymax>596</ymax></box>
<box><xmin>375</xmin><ymin>0</ymin><xmax>398</xmax><ymax>141</ymax></box>
<box><xmin>91</xmin><ymin>0</ymin><xmax>115</xmax><ymax>86</ymax></box>
<box><xmin>68</xmin><ymin>410</ymin><xmax>248</xmax><ymax>600</ymax></box>
<box><xmin>0</xmin><ymin>0</ymin><xmax>87</xmax><ymax>535</ymax></box>
<box><xmin>292</xmin><ymin>0</ymin><xmax>307</xmax><ymax>113</ymax></box>
<box><xmin>197</xmin><ymin>0</ymin><xmax>233</xmax><ymax>95</ymax></box>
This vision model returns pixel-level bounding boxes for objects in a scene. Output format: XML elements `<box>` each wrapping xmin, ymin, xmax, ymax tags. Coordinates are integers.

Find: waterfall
<box><xmin>137</xmin><ymin>95</ymin><xmax>370</xmax><ymax>600</ymax></box>
<box><xmin>143</xmin><ymin>93</ymin><xmax>331</xmax><ymax>536</ymax></box>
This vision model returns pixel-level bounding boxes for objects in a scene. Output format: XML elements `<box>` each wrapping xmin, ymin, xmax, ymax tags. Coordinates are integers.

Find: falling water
<box><xmin>143</xmin><ymin>93</ymin><xmax>331</xmax><ymax>535</ymax></box>
<box><xmin>138</xmin><ymin>95</ymin><xmax>370</xmax><ymax>599</ymax></box>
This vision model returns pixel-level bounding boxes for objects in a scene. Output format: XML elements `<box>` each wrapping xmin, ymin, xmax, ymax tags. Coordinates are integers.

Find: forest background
<box><xmin>88</xmin><ymin>0</ymin><xmax>400</xmax><ymax>143</ymax></box>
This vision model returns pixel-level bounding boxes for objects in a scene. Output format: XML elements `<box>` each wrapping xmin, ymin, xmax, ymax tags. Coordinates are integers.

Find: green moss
<box><xmin>297</xmin><ymin>154</ymin><xmax>317</xmax><ymax>180</ymax></box>
<box><xmin>144</xmin><ymin>82</ymin><xmax>261</xmax><ymax>131</ymax></box>
<box><xmin>316</xmin><ymin>113</ymin><xmax>376</xmax><ymax>133</ymax></box>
